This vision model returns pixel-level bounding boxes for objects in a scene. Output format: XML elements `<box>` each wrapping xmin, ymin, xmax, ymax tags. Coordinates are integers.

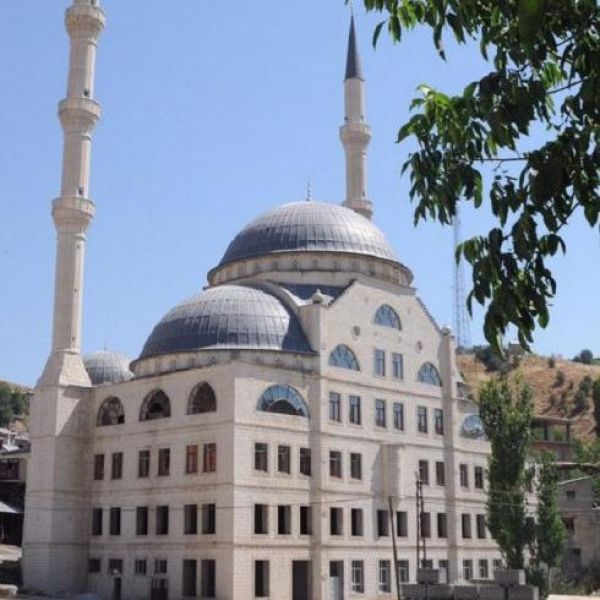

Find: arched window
<box><xmin>188</xmin><ymin>383</ymin><xmax>216</xmax><ymax>414</ymax></box>
<box><xmin>97</xmin><ymin>397</ymin><xmax>124</xmax><ymax>426</ymax></box>
<box><xmin>328</xmin><ymin>345</ymin><xmax>360</xmax><ymax>371</ymax></box>
<box><xmin>374</xmin><ymin>304</ymin><xmax>401</xmax><ymax>330</ymax></box>
<box><xmin>140</xmin><ymin>389</ymin><xmax>171</xmax><ymax>421</ymax></box>
<box><xmin>257</xmin><ymin>384</ymin><xmax>309</xmax><ymax>417</ymax></box>
<box><xmin>417</xmin><ymin>362</ymin><xmax>442</xmax><ymax>386</ymax></box>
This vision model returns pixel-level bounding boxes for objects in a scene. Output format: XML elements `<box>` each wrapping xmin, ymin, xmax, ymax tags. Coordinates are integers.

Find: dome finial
<box><xmin>306</xmin><ymin>176</ymin><xmax>313</xmax><ymax>202</ymax></box>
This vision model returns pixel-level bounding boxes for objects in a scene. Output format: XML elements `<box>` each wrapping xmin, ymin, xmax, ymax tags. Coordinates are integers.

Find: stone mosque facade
<box><xmin>22</xmin><ymin>1</ymin><xmax>501</xmax><ymax>599</ymax></box>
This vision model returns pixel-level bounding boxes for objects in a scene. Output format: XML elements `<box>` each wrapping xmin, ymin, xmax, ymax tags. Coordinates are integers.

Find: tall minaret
<box><xmin>340</xmin><ymin>15</ymin><xmax>373</xmax><ymax>219</ymax></box>
<box><xmin>23</xmin><ymin>0</ymin><xmax>105</xmax><ymax>594</ymax></box>
<box><xmin>39</xmin><ymin>0</ymin><xmax>105</xmax><ymax>387</ymax></box>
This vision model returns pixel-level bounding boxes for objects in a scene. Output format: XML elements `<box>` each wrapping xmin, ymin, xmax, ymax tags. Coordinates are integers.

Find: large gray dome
<box><xmin>83</xmin><ymin>350</ymin><xmax>134</xmax><ymax>386</ymax></box>
<box><xmin>139</xmin><ymin>284</ymin><xmax>313</xmax><ymax>360</ymax></box>
<box><xmin>218</xmin><ymin>201</ymin><xmax>398</xmax><ymax>267</ymax></box>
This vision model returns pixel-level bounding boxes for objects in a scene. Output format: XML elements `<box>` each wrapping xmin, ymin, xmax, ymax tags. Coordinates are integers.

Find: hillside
<box><xmin>457</xmin><ymin>352</ymin><xmax>599</xmax><ymax>443</ymax></box>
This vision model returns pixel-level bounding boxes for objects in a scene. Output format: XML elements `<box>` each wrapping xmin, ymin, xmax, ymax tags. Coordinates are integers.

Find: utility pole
<box><xmin>415</xmin><ymin>473</ymin><xmax>421</xmax><ymax>574</ymax></box>
<box><xmin>388</xmin><ymin>496</ymin><xmax>401</xmax><ymax>600</ymax></box>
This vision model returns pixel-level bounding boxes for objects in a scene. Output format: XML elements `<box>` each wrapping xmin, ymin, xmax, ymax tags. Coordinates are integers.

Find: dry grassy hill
<box><xmin>457</xmin><ymin>352</ymin><xmax>599</xmax><ymax>443</ymax></box>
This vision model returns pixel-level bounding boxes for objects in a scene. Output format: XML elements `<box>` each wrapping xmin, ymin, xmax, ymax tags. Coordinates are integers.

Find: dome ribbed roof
<box><xmin>83</xmin><ymin>350</ymin><xmax>133</xmax><ymax>385</ymax></box>
<box><xmin>218</xmin><ymin>202</ymin><xmax>398</xmax><ymax>267</ymax></box>
<box><xmin>139</xmin><ymin>285</ymin><xmax>313</xmax><ymax>360</ymax></box>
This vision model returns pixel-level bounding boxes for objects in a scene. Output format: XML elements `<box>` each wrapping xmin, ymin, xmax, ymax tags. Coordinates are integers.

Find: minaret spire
<box><xmin>340</xmin><ymin>14</ymin><xmax>373</xmax><ymax>219</ymax></box>
<box><xmin>39</xmin><ymin>0</ymin><xmax>105</xmax><ymax>386</ymax></box>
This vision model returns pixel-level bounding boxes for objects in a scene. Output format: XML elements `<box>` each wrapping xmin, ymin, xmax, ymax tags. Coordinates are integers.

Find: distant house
<box><xmin>558</xmin><ymin>476</ymin><xmax>600</xmax><ymax>575</ymax></box>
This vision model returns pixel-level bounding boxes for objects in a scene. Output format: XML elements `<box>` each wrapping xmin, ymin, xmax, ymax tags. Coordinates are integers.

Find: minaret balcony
<box><xmin>52</xmin><ymin>196</ymin><xmax>95</xmax><ymax>231</ymax></box>
<box><xmin>66</xmin><ymin>4</ymin><xmax>106</xmax><ymax>39</ymax></box>
<box><xmin>58</xmin><ymin>97</ymin><xmax>101</xmax><ymax>131</ymax></box>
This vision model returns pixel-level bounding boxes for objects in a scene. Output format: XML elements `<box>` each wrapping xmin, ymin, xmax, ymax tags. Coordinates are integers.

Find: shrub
<box><xmin>474</xmin><ymin>345</ymin><xmax>510</xmax><ymax>373</ymax></box>
<box><xmin>579</xmin><ymin>375</ymin><xmax>593</xmax><ymax>396</ymax></box>
<box><xmin>574</xmin><ymin>349</ymin><xmax>594</xmax><ymax>365</ymax></box>
<box><xmin>547</xmin><ymin>356</ymin><xmax>556</xmax><ymax>369</ymax></box>
<box><xmin>574</xmin><ymin>390</ymin><xmax>588</xmax><ymax>414</ymax></box>
<box><xmin>554</xmin><ymin>370</ymin><xmax>566</xmax><ymax>387</ymax></box>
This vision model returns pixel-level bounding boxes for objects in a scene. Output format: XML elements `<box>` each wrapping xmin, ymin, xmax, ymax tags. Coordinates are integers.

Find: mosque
<box><xmin>22</xmin><ymin>1</ymin><xmax>500</xmax><ymax>599</ymax></box>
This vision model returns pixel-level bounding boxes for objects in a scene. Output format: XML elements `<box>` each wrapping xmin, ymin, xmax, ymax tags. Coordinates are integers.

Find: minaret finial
<box><xmin>340</xmin><ymin>14</ymin><xmax>373</xmax><ymax>219</ymax></box>
<box><xmin>306</xmin><ymin>176</ymin><xmax>313</xmax><ymax>202</ymax></box>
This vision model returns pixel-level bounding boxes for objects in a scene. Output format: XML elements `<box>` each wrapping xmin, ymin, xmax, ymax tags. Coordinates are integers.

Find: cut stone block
<box><xmin>494</xmin><ymin>570</ymin><xmax>526</xmax><ymax>587</ymax></box>
<box><xmin>418</xmin><ymin>568</ymin><xmax>440</xmax><ymax>584</ymax></box>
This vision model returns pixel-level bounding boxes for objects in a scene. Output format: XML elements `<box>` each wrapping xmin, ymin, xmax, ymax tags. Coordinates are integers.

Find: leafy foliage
<box><xmin>0</xmin><ymin>383</ymin><xmax>28</xmax><ymax>428</ymax></box>
<box><xmin>553</xmin><ymin>369</ymin><xmax>565</xmax><ymax>387</ymax></box>
<box><xmin>359</xmin><ymin>0</ymin><xmax>600</xmax><ymax>354</ymax></box>
<box><xmin>479</xmin><ymin>377</ymin><xmax>535</xmax><ymax>568</ymax></box>
<box><xmin>532</xmin><ymin>453</ymin><xmax>567</xmax><ymax>578</ymax></box>
<box><xmin>574</xmin><ymin>349</ymin><xmax>594</xmax><ymax>365</ymax></box>
<box><xmin>593</xmin><ymin>378</ymin><xmax>600</xmax><ymax>437</ymax></box>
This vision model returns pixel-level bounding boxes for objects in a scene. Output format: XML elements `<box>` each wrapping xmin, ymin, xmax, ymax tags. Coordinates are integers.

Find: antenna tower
<box><xmin>453</xmin><ymin>203</ymin><xmax>472</xmax><ymax>352</ymax></box>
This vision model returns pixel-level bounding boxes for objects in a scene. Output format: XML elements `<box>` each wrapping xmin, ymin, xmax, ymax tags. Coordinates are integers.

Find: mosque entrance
<box><xmin>328</xmin><ymin>561</ymin><xmax>344</xmax><ymax>600</ymax></box>
<box><xmin>292</xmin><ymin>561</ymin><xmax>311</xmax><ymax>600</ymax></box>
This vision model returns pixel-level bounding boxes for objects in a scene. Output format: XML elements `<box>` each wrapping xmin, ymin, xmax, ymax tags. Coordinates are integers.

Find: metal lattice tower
<box><xmin>453</xmin><ymin>204</ymin><xmax>472</xmax><ymax>351</ymax></box>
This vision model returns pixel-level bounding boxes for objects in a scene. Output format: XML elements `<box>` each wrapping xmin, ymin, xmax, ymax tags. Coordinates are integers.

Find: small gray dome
<box><xmin>139</xmin><ymin>284</ymin><xmax>313</xmax><ymax>360</ymax></box>
<box><xmin>218</xmin><ymin>202</ymin><xmax>398</xmax><ymax>267</ymax></box>
<box><xmin>83</xmin><ymin>350</ymin><xmax>134</xmax><ymax>386</ymax></box>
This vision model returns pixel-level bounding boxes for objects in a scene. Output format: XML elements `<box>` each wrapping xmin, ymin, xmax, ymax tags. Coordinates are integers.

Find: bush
<box><xmin>574</xmin><ymin>390</ymin><xmax>588</xmax><ymax>414</ymax></box>
<box><xmin>547</xmin><ymin>356</ymin><xmax>556</xmax><ymax>368</ymax></box>
<box><xmin>474</xmin><ymin>345</ymin><xmax>510</xmax><ymax>373</ymax></box>
<box><xmin>579</xmin><ymin>375</ymin><xmax>593</xmax><ymax>396</ymax></box>
<box><xmin>574</xmin><ymin>349</ymin><xmax>594</xmax><ymax>364</ymax></box>
<box><xmin>554</xmin><ymin>370</ymin><xmax>566</xmax><ymax>387</ymax></box>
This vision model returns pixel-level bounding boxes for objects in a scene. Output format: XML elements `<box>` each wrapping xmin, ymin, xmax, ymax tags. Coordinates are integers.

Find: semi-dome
<box><xmin>83</xmin><ymin>350</ymin><xmax>134</xmax><ymax>386</ymax></box>
<box><xmin>217</xmin><ymin>201</ymin><xmax>398</xmax><ymax>267</ymax></box>
<box><xmin>139</xmin><ymin>284</ymin><xmax>313</xmax><ymax>360</ymax></box>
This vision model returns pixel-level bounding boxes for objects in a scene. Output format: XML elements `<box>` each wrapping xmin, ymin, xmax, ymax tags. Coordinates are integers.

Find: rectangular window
<box><xmin>136</xmin><ymin>506</ymin><xmax>148</xmax><ymax>536</ymax></box>
<box><xmin>329</xmin><ymin>392</ymin><xmax>341</xmax><ymax>422</ymax></box>
<box><xmin>417</xmin><ymin>406</ymin><xmax>428</xmax><ymax>433</ymax></box>
<box><xmin>277</xmin><ymin>505</ymin><xmax>291</xmax><ymax>535</ymax></box>
<box><xmin>89</xmin><ymin>558</ymin><xmax>101</xmax><ymax>573</ymax></box>
<box><xmin>158</xmin><ymin>448</ymin><xmax>170</xmax><ymax>476</ymax></box>
<box><xmin>463</xmin><ymin>560</ymin><xmax>473</xmax><ymax>581</ymax></box>
<box><xmin>254</xmin><ymin>504</ymin><xmax>269</xmax><ymax>534</ymax></box>
<box><xmin>255</xmin><ymin>561</ymin><xmax>270</xmax><ymax>598</ymax></box>
<box><xmin>479</xmin><ymin>559</ymin><xmax>489</xmax><ymax>580</ymax></box>
<box><xmin>439</xmin><ymin>560</ymin><xmax>449</xmax><ymax>583</ymax></box>
<box><xmin>299</xmin><ymin>447</ymin><xmax>311</xmax><ymax>476</ymax></box>
<box><xmin>420</xmin><ymin>512</ymin><xmax>431</xmax><ymax>538</ymax></box>
<box><xmin>434</xmin><ymin>409</ymin><xmax>444</xmax><ymax>435</ymax></box>
<box><xmin>377</xmin><ymin>509</ymin><xmax>389</xmax><ymax>537</ymax></box>
<box><xmin>349</xmin><ymin>395</ymin><xmax>361</xmax><ymax>425</ymax></box>
<box><xmin>154</xmin><ymin>559</ymin><xmax>168</xmax><ymax>575</ymax></box>
<box><xmin>255</xmin><ymin>443</ymin><xmax>268</xmax><ymax>472</ymax></box>
<box><xmin>393</xmin><ymin>402</ymin><xmax>404</xmax><ymax>430</ymax></box>
<box><xmin>375</xmin><ymin>399</ymin><xmax>387</xmax><ymax>427</ymax></box>
<box><xmin>182</xmin><ymin>559</ymin><xmax>197</xmax><ymax>598</ymax></box>
<box><xmin>108</xmin><ymin>559</ymin><xmax>123</xmax><ymax>574</ymax></box>
<box><xmin>475</xmin><ymin>466</ymin><xmax>484</xmax><ymax>489</ymax></box>
<box><xmin>493</xmin><ymin>559</ymin><xmax>503</xmax><ymax>572</ymax></box>
<box><xmin>374</xmin><ymin>349</ymin><xmax>386</xmax><ymax>376</ymax></box>
<box><xmin>419</xmin><ymin>460</ymin><xmax>429</xmax><ymax>485</ymax></box>
<box><xmin>397</xmin><ymin>560</ymin><xmax>410</xmax><ymax>583</ymax></box>
<box><xmin>185</xmin><ymin>445</ymin><xmax>198</xmax><ymax>474</ymax></box>
<box><xmin>564</xmin><ymin>517</ymin><xmax>575</xmax><ymax>532</ymax></box>
<box><xmin>203</xmin><ymin>443</ymin><xmax>216</xmax><ymax>472</ymax></box>
<box><xmin>330</xmin><ymin>507</ymin><xmax>343</xmax><ymax>536</ymax></box>
<box><xmin>111</xmin><ymin>452</ymin><xmax>123</xmax><ymax>480</ymax></box>
<box><xmin>476</xmin><ymin>514</ymin><xmax>486</xmax><ymax>539</ymax></box>
<box><xmin>351</xmin><ymin>560</ymin><xmax>364</xmax><ymax>593</ymax></box>
<box><xmin>156</xmin><ymin>505</ymin><xmax>169</xmax><ymax>535</ymax></box>
<box><xmin>566</xmin><ymin>490</ymin><xmax>576</xmax><ymax>500</ymax></box>
<box><xmin>202</xmin><ymin>503</ymin><xmax>216</xmax><ymax>534</ymax></box>
<box><xmin>134</xmin><ymin>559</ymin><xmax>147</xmax><ymax>575</ymax></box>
<box><xmin>329</xmin><ymin>450</ymin><xmax>342</xmax><ymax>479</ymax></box>
<box><xmin>200</xmin><ymin>559</ymin><xmax>216</xmax><ymax>598</ymax></box>
<box><xmin>138</xmin><ymin>450</ymin><xmax>150</xmax><ymax>478</ymax></box>
<box><xmin>277</xmin><ymin>445</ymin><xmax>291</xmax><ymax>474</ymax></box>
<box><xmin>460</xmin><ymin>464</ymin><xmax>469</xmax><ymax>488</ymax></box>
<box><xmin>351</xmin><ymin>508</ymin><xmax>363</xmax><ymax>536</ymax></box>
<box><xmin>392</xmin><ymin>353</ymin><xmax>404</xmax><ymax>379</ymax></box>
<box><xmin>437</xmin><ymin>513</ymin><xmax>447</xmax><ymax>538</ymax></box>
<box><xmin>109</xmin><ymin>507</ymin><xmax>121</xmax><ymax>536</ymax></box>
<box><xmin>184</xmin><ymin>504</ymin><xmax>198</xmax><ymax>535</ymax></box>
<box><xmin>396</xmin><ymin>511</ymin><xmax>408</xmax><ymax>537</ymax></box>
<box><xmin>300</xmin><ymin>505</ymin><xmax>312</xmax><ymax>535</ymax></box>
<box><xmin>91</xmin><ymin>507</ymin><xmax>103</xmax><ymax>536</ymax></box>
<box><xmin>462</xmin><ymin>513</ymin><xmax>472</xmax><ymax>538</ymax></box>
<box><xmin>379</xmin><ymin>560</ymin><xmax>391</xmax><ymax>593</ymax></box>
<box><xmin>93</xmin><ymin>454</ymin><xmax>104</xmax><ymax>481</ymax></box>
<box><xmin>350</xmin><ymin>452</ymin><xmax>362</xmax><ymax>480</ymax></box>
<box><xmin>435</xmin><ymin>461</ymin><xmax>446</xmax><ymax>486</ymax></box>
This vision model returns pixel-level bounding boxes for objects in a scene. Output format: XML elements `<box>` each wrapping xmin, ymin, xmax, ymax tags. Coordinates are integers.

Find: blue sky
<box><xmin>1</xmin><ymin>1</ymin><xmax>598</xmax><ymax>386</ymax></box>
